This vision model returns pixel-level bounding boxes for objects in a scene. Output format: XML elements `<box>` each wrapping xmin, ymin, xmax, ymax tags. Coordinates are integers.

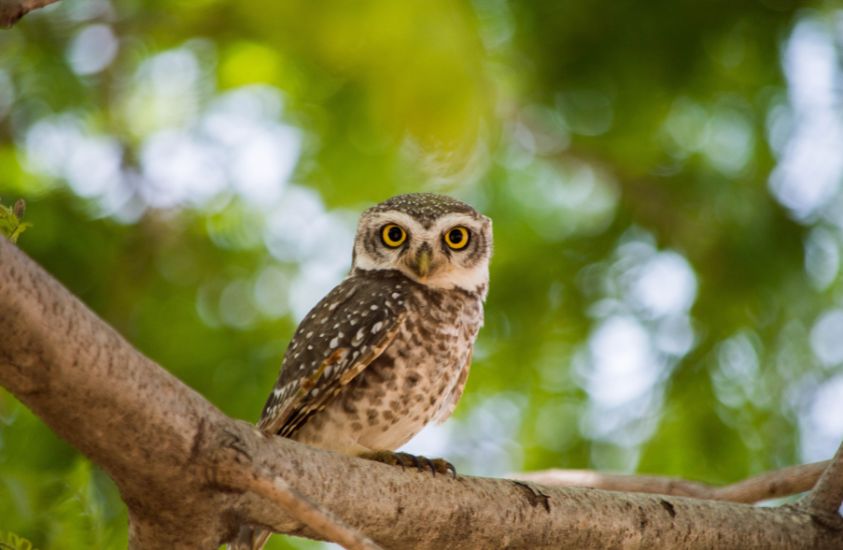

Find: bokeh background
<box><xmin>2</xmin><ymin>0</ymin><xmax>843</xmax><ymax>548</ymax></box>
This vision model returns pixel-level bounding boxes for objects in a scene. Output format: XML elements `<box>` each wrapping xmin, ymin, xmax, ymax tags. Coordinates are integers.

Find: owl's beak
<box><xmin>411</xmin><ymin>247</ymin><xmax>432</xmax><ymax>278</ymax></box>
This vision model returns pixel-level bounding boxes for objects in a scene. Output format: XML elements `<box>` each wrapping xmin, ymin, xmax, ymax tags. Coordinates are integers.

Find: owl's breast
<box><xmin>292</xmin><ymin>286</ymin><xmax>484</xmax><ymax>454</ymax></box>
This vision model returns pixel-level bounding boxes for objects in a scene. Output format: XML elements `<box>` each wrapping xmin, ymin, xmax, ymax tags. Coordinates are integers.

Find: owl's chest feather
<box><xmin>293</xmin><ymin>286</ymin><xmax>483</xmax><ymax>454</ymax></box>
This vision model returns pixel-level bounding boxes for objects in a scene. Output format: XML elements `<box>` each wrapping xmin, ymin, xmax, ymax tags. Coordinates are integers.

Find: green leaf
<box><xmin>0</xmin><ymin>199</ymin><xmax>31</xmax><ymax>243</ymax></box>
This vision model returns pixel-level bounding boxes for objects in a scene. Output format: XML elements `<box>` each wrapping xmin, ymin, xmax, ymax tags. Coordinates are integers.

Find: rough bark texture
<box><xmin>0</xmin><ymin>236</ymin><xmax>842</xmax><ymax>549</ymax></box>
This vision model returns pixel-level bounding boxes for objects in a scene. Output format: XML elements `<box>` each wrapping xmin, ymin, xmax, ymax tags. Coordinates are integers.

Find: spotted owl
<box><xmin>233</xmin><ymin>193</ymin><xmax>492</xmax><ymax>549</ymax></box>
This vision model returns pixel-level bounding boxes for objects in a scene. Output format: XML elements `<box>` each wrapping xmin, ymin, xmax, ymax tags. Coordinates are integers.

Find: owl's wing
<box><xmin>258</xmin><ymin>274</ymin><xmax>408</xmax><ymax>437</ymax></box>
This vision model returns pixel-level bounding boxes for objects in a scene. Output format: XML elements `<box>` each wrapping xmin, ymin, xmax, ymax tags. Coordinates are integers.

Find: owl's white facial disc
<box><xmin>351</xmin><ymin>195</ymin><xmax>492</xmax><ymax>295</ymax></box>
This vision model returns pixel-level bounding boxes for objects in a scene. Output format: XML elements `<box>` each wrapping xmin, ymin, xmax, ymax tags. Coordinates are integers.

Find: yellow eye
<box><xmin>381</xmin><ymin>224</ymin><xmax>407</xmax><ymax>248</ymax></box>
<box><xmin>444</xmin><ymin>226</ymin><xmax>470</xmax><ymax>250</ymax></box>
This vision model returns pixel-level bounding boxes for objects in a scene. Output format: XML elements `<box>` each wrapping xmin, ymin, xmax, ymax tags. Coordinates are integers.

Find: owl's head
<box><xmin>352</xmin><ymin>193</ymin><xmax>492</xmax><ymax>295</ymax></box>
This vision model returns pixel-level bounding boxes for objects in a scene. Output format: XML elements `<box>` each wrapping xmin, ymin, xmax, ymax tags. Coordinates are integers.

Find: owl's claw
<box><xmin>360</xmin><ymin>450</ymin><xmax>457</xmax><ymax>478</ymax></box>
<box><xmin>428</xmin><ymin>457</ymin><xmax>457</xmax><ymax>478</ymax></box>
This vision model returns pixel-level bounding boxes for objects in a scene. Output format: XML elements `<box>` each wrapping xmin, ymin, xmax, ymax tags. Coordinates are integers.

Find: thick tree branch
<box><xmin>514</xmin><ymin>460</ymin><xmax>828</xmax><ymax>504</ymax></box>
<box><xmin>0</xmin><ymin>0</ymin><xmax>59</xmax><ymax>27</ymax></box>
<box><xmin>215</xmin><ymin>457</ymin><xmax>382</xmax><ymax>550</ymax></box>
<box><xmin>1</xmin><ymin>235</ymin><xmax>842</xmax><ymax>549</ymax></box>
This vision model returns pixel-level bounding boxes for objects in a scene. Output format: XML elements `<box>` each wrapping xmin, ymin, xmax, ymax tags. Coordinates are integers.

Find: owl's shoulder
<box><xmin>278</xmin><ymin>270</ymin><xmax>413</xmax><ymax>370</ymax></box>
<box><xmin>260</xmin><ymin>270</ymin><xmax>416</xmax><ymax>429</ymax></box>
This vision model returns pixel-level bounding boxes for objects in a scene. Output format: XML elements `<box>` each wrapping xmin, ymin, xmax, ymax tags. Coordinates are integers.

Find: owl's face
<box><xmin>352</xmin><ymin>193</ymin><xmax>492</xmax><ymax>294</ymax></box>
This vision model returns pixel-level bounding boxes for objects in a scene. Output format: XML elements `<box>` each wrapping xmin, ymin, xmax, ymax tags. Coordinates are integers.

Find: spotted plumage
<box><xmin>257</xmin><ymin>273</ymin><xmax>409</xmax><ymax>442</ymax></box>
<box><xmin>233</xmin><ymin>193</ymin><xmax>492</xmax><ymax>550</ymax></box>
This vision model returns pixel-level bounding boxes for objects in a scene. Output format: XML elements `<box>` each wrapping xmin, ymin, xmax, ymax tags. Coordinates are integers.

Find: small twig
<box><xmin>714</xmin><ymin>461</ymin><xmax>827</xmax><ymax>503</ymax></box>
<box><xmin>0</xmin><ymin>0</ymin><xmax>60</xmax><ymax>28</ymax></box>
<box><xmin>217</xmin><ymin>459</ymin><xmax>383</xmax><ymax>550</ymax></box>
<box><xmin>804</xmin><ymin>442</ymin><xmax>843</xmax><ymax>526</ymax></box>
<box><xmin>512</xmin><ymin>460</ymin><xmax>829</xmax><ymax>504</ymax></box>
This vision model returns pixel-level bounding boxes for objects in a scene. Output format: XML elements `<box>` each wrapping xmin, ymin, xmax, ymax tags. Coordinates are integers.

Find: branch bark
<box><xmin>216</xmin><ymin>459</ymin><xmax>382</xmax><ymax>550</ymax></box>
<box><xmin>804</xmin><ymin>435</ymin><xmax>843</xmax><ymax>529</ymax></box>
<box><xmin>0</xmin><ymin>0</ymin><xmax>59</xmax><ymax>28</ymax></box>
<box><xmin>1</xmin><ymin>235</ymin><xmax>842</xmax><ymax>549</ymax></box>
<box><xmin>514</xmin><ymin>460</ymin><xmax>828</xmax><ymax>504</ymax></box>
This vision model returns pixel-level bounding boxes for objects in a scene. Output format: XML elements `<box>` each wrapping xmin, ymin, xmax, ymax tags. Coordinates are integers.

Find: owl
<box><xmin>232</xmin><ymin>193</ymin><xmax>492</xmax><ymax>549</ymax></box>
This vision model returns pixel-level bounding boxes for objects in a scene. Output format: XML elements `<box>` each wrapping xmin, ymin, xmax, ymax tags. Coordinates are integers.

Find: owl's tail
<box><xmin>228</xmin><ymin>525</ymin><xmax>272</xmax><ymax>550</ymax></box>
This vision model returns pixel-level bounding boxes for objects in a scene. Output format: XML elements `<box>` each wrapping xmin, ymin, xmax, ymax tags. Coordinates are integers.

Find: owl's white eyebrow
<box><xmin>367</xmin><ymin>211</ymin><xmax>421</xmax><ymax>231</ymax></box>
<box><xmin>429</xmin><ymin>212</ymin><xmax>482</xmax><ymax>231</ymax></box>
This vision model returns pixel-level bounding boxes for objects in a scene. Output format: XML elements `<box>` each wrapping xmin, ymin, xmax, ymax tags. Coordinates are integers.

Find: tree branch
<box><xmin>804</xmin><ymin>436</ymin><xmax>843</xmax><ymax>529</ymax></box>
<box><xmin>0</xmin><ymin>0</ymin><xmax>60</xmax><ymax>28</ymax></box>
<box><xmin>214</xmin><ymin>456</ymin><xmax>382</xmax><ymax>550</ymax></box>
<box><xmin>1</xmin><ymin>235</ymin><xmax>842</xmax><ymax>549</ymax></box>
<box><xmin>514</xmin><ymin>460</ymin><xmax>828</xmax><ymax>504</ymax></box>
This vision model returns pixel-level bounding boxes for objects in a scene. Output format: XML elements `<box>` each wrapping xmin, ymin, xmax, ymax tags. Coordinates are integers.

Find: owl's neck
<box><xmin>351</xmin><ymin>266</ymin><xmax>488</xmax><ymax>299</ymax></box>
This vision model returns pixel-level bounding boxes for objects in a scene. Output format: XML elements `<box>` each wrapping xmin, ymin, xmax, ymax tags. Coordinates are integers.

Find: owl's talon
<box><xmin>412</xmin><ymin>454</ymin><xmax>436</xmax><ymax>475</ymax></box>
<box><xmin>434</xmin><ymin>458</ymin><xmax>458</xmax><ymax>478</ymax></box>
<box><xmin>360</xmin><ymin>451</ymin><xmax>457</xmax><ymax>477</ymax></box>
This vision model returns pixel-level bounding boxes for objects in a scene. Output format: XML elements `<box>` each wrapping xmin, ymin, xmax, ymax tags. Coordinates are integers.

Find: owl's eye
<box><xmin>381</xmin><ymin>224</ymin><xmax>407</xmax><ymax>248</ymax></box>
<box><xmin>444</xmin><ymin>226</ymin><xmax>470</xmax><ymax>250</ymax></box>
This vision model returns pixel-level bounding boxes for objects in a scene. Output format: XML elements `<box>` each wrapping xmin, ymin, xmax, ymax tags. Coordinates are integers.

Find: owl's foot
<box><xmin>360</xmin><ymin>450</ymin><xmax>457</xmax><ymax>478</ymax></box>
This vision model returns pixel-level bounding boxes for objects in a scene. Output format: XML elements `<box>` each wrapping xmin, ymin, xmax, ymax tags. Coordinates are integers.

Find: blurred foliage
<box><xmin>2</xmin><ymin>0</ymin><xmax>843</xmax><ymax>548</ymax></box>
<box><xmin>0</xmin><ymin>198</ymin><xmax>30</xmax><ymax>242</ymax></box>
